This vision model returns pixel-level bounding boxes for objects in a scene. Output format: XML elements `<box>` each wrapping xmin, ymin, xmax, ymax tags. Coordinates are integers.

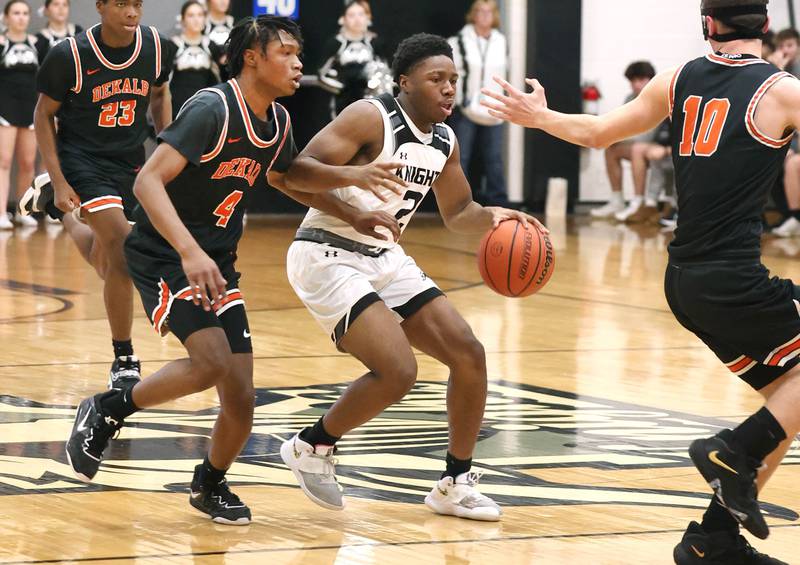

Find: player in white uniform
<box><xmin>278</xmin><ymin>33</ymin><xmax>544</xmax><ymax>521</ymax></box>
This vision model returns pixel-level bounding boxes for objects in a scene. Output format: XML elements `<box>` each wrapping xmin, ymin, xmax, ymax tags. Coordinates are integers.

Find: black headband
<box><xmin>702</xmin><ymin>4</ymin><xmax>768</xmax><ymax>17</ymax></box>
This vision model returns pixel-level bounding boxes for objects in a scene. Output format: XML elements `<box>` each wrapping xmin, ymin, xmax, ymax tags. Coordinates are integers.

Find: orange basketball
<box><xmin>478</xmin><ymin>219</ymin><xmax>555</xmax><ymax>297</ymax></box>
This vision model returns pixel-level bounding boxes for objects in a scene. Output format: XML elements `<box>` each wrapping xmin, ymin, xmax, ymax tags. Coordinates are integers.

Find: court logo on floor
<box><xmin>0</xmin><ymin>383</ymin><xmax>796</xmax><ymax>521</ymax></box>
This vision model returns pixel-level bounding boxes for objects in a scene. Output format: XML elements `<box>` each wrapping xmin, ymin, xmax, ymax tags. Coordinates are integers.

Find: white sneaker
<box><xmin>772</xmin><ymin>216</ymin><xmax>800</xmax><ymax>238</ymax></box>
<box><xmin>0</xmin><ymin>213</ymin><xmax>12</xmax><ymax>230</ymax></box>
<box><xmin>590</xmin><ymin>199</ymin><xmax>625</xmax><ymax>218</ymax></box>
<box><xmin>614</xmin><ymin>199</ymin><xmax>643</xmax><ymax>222</ymax></box>
<box><xmin>14</xmin><ymin>213</ymin><xmax>38</xmax><ymax>227</ymax></box>
<box><xmin>424</xmin><ymin>471</ymin><xmax>502</xmax><ymax>522</ymax></box>
<box><xmin>280</xmin><ymin>433</ymin><xmax>344</xmax><ymax>510</ymax></box>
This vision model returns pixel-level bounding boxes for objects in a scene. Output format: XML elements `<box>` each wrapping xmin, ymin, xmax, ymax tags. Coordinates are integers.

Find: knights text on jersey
<box><xmin>668</xmin><ymin>52</ymin><xmax>795</xmax><ymax>262</ymax></box>
<box><xmin>36</xmin><ymin>24</ymin><xmax>176</xmax><ymax>161</ymax></box>
<box><xmin>131</xmin><ymin>79</ymin><xmax>296</xmax><ymax>255</ymax></box>
<box><xmin>300</xmin><ymin>94</ymin><xmax>455</xmax><ymax>248</ymax></box>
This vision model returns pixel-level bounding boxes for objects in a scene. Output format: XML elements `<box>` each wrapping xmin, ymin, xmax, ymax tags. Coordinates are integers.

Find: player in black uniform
<box><xmin>23</xmin><ymin>0</ymin><xmax>175</xmax><ymax>389</ymax></box>
<box><xmin>0</xmin><ymin>0</ymin><xmax>47</xmax><ymax>229</ymax></box>
<box><xmin>36</xmin><ymin>0</ymin><xmax>83</xmax><ymax>58</ymax></box>
<box><xmin>482</xmin><ymin>0</ymin><xmax>799</xmax><ymax>563</ymax></box>
<box><xmin>169</xmin><ymin>1</ymin><xmax>222</xmax><ymax>119</ymax></box>
<box><xmin>64</xmin><ymin>13</ymin><xmax>398</xmax><ymax>525</ymax></box>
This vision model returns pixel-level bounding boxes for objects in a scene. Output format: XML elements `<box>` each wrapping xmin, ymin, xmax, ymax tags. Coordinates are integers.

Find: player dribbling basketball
<box><xmin>277</xmin><ymin>33</ymin><xmax>544</xmax><ymax>521</ymax></box>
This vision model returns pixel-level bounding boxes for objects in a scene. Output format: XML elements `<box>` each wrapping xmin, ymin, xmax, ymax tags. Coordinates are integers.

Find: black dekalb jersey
<box><xmin>669</xmin><ymin>52</ymin><xmax>795</xmax><ymax>262</ymax></box>
<box><xmin>37</xmin><ymin>24</ymin><xmax>175</xmax><ymax>162</ymax></box>
<box><xmin>133</xmin><ymin>79</ymin><xmax>296</xmax><ymax>254</ymax></box>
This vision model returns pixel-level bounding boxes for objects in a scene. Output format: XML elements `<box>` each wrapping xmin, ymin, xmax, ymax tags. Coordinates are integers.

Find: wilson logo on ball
<box><xmin>478</xmin><ymin>220</ymin><xmax>555</xmax><ymax>298</ymax></box>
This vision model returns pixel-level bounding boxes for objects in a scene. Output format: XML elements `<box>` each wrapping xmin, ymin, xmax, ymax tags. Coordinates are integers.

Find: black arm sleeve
<box><xmin>155</xmin><ymin>33</ymin><xmax>178</xmax><ymax>86</ymax></box>
<box><xmin>157</xmin><ymin>91</ymin><xmax>225</xmax><ymax>166</ymax></box>
<box><xmin>36</xmin><ymin>41</ymin><xmax>75</xmax><ymax>102</ymax></box>
<box><xmin>270</xmin><ymin>110</ymin><xmax>297</xmax><ymax>173</ymax></box>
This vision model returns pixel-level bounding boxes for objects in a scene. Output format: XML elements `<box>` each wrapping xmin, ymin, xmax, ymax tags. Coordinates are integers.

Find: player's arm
<box><xmin>34</xmin><ymin>94</ymin><xmax>81</xmax><ymax>212</ymax></box>
<box><xmin>149</xmin><ymin>83</ymin><xmax>172</xmax><ymax>133</ymax></box>
<box><xmin>270</xmin><ymin>171</ymin><xmax>400</xmax><ymax>242</ymax></box>
<box><xmin>133</xmin><ymin>145</ymin><xmax>226</xmax><ymax>310</ymax></box>
<box><xmin>283</xmin><ymin>100</ymin><xmax>407</xmax><ymax>200</ymax></box>
<box><xmin>481</xmin><ymin>69</ymin><xmax>675</xmax><ymax>149</ymax></box>
<box><xmin>766</xmin><ymin>76</ymin><xmax>800</xmax><ymax>136</ymax></box>
<box><xmin>433</xmin><ymin>138</ymin><xmax>543</xmax><ymax>234</ymax></box>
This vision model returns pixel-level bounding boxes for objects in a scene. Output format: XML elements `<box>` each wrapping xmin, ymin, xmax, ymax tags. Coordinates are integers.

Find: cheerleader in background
<box><xmin>318</xmin><ymin>0</ymin><xmax>387</xmax><ymax>119</ymax></box>
<box><xmin>36</xmin><ymin>0</ymin><xmax>80</xmax><ymax>57</ymax></box>
<box><xmin>0</xmin><ymin>0</ymin><xmax>46</xmax><ymax>229</ymax></box>
<box><xmin>170</xmin><ymin>1</ymin><xmax>221</xmax><ymax>119</ymax></box>
<box><xmin>203</xmin><ymin>0</ymin><xmax>231</xmax><ymax>80</ymax></box>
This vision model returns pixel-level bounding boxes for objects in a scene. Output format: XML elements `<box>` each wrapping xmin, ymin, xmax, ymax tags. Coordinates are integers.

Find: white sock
<box><xmin>610</xmin><ymin>191</ymin><xmax>624</xmax><ymax>205</ymax></box>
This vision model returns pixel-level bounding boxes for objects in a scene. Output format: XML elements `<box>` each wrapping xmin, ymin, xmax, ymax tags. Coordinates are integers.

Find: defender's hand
<box><xmin>348</xmin><ymin>162</ymin><xmax>408</xmax><ymax>202</ymax></box>
<box><xmin>481</xmin><ymin>77</ymin><xmax>549</xmax><ymax>129</ymax></box>
<box><xmin>53</xmin><ymin>180</ymin><xmax>82</xmax><ymax>213</ymax></box>
<box><xmin>181</xmin><ymin>248</ymin><xmax>227</xmax><ymax>311</ymax></box>
<box><xmin>350</xmin><ymin>210</ymin><xmax>401</xmax><ymax>241</ymax></box>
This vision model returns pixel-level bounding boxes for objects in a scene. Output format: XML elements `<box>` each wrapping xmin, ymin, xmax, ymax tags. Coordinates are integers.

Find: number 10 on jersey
<box><xmin>679</xmin><ymin>96</ymin><xmax>730</xmax><ymax>157</ymax></box>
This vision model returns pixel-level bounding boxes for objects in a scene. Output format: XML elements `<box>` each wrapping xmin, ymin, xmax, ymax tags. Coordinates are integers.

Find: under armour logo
<box><xmin>325</xmin><ymin>251</ymin><xmax>338</xmax><ymax>258</ymax></box>
<box><xmin>399</xmin><ymin>152</ymin><xmax>408</xmax><ymax>160</ymax></box>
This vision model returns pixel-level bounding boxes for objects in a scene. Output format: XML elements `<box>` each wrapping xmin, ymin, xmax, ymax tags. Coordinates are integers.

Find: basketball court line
<box><xmin>0</xmin><ymin>345</ymin><xmax>707</xmax><ymax>369</ymax></box>
<box><xmin>6</xmin><ymin>524</ymin><xmax>800</xmax><ymax>564</ymax></box>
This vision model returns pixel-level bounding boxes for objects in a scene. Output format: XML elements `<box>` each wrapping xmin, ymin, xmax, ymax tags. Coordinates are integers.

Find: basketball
<box><xmin>478</xmin><ymin>220</ymin><xmax>555</xmax><ymax>297</ymax></box>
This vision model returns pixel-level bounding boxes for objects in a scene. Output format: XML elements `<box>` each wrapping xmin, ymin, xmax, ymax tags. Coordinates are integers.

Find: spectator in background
<box><xmin>774</xmin><ymin>28</ymin><xmax>800</xmax><ymax>75</ymax></box>
<box><xmin>318</xmin><ymin>0</ymin><xmax>387</xmax><ymax>118</ymax></box>
<box><xmin>771</xmin><ymin>153</ymin><xmax>800</xmax><ymax>237</ymax></box>
<box><xmin>626</xmin><ymin>119</ymin><xmax>674</xmax><ymax>225</ymax></box>
<box><xmin>590</xmin><ymin>61</ymin><xmax>656</xmax><ymax>220</ymax></box>
<box><xmin>0</xmin><ymin>0</ymin><xmax>45</xmax><ymax>229</ymax></box>
<box><xmin>762</xmin><ymin>29</ymin><xmax>776</xmax><ymax>60</ymax></box>
<box><xmin>449</xmin><ymin>0</ymin><xmax>509</xmax><ymax>207</ymax></box>
<box><xmin>36</xmin><ymin>0</ymin><xmax>81</xmax><ymax>57</ymax></box>
<box><xmin>203</xmin><ymin>0</ymin><xmax>232</xmax><ymax>80</ymax></box>
<box><xmin>170</xmin><ymin>1</ymin><xmax>222</xmax><ymax>119</ymax></box>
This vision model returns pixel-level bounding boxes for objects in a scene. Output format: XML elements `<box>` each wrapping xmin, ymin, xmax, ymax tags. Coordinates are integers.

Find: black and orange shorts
<box><xmin>665</xmin><ymin>260</ymin><xmax>800</xmax><ymax>390</ymax></box>
<box><xmin>124</xmin><ymin>230</ymin><xmax>252</xmax><ymax>354</ymax></box>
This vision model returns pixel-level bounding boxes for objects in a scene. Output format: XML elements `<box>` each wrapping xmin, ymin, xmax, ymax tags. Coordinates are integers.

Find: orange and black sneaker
<box><xmin>689</xmin><ymin>430</ymin><xmax>768</xmax><ymax>539</ymax></box>
<box><xmin>673</xmin><ymin>521</ymin><xmax>786</xmax><ymax>564</ymax></box>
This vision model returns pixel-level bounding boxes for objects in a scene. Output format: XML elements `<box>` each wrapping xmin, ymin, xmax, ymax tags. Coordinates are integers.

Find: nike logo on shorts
<box><xmin>243</xmin><ymin>329</ymin><xmax>251</xmax><ymax>338</ymax></box>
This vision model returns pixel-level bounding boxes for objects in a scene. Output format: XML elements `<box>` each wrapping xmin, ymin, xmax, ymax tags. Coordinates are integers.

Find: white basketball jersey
<box><xmin>300</xmin><ymin>94</ymin><xmax>456</xmax><ymax>249</ymax></box>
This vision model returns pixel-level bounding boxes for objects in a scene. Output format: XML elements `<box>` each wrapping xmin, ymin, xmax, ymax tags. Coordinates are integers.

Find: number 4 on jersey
<box><xmin>679</xmin><ymin>96</ymin><xmax>730</xmax><ymax>157</ymax></box>
<box><xmin>213</xmin><ymin>190</ymin><xmax>243</xmax><ymax>228</ymax></box>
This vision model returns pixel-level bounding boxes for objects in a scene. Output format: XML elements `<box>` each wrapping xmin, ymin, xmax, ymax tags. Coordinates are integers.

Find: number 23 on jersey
<box><xmin>679</xmin><ymin>96</ymin><xmax>730</xmax><ymax>157</ymax></box>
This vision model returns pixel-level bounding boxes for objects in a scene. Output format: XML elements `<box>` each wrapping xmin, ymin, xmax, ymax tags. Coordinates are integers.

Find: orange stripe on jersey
<box><xmin>726</xmin><ymin>356</ymin><xmax>754</xmax><ymax>374</ymax></box>
<box><xmin>86</xmin><ymin>24</ymin><xmax>142</xmax><ymax>71</ymax></box>
<box><xmin>149</xmin><ymin>26</ymin><xmax>161</xmax><ymax>79</ymax></box>
<box><xmin>668</xmin><ymin>64</ymin><xmax>686</xmax><ymax>119</ymax></box>
<box><xmin>706</xmin><ymin>53</ymin><xmax>768</xmax><ymax>67</ymax></box>
<box><xmin>198</xmin><ymin>88</ymin><xmax>229</xmax><ymax>163</ymax></box>
<box><xmin>229</xmin><ymin>79</ymin><xmax>280</xmax><ymax>149</ymax></box>
<box><xmin>67</xmin><ymin>37</ymin><xmax>82</xmax><ymax>93</ymax></box>
<box><xmin>151</xmin><ymin>279</ymin><xmax>171</xmax><ymax>334</ymax></box>
<box><xmin>746</xmin><ymin>72</ymin><xmax>795</xmax><ymax>149</ymax></box>
<box><xmin>82</xmin><ymin>197</ymin><xmax>123</xmax><ymax>211</ymax></box>
<box><xmin>766</xmin><ymin>335</ymin><xmax>800</xmax><ymax>366</ymax></box>
<box><xmin>267</xmin><ymin>104</ymin><xmax>292</xmax><ymax>173</ymax></box>
<box><xmin>213</xmin><ymin>291</ymin><xmax>243</xmax><ymax>312</ymax></box>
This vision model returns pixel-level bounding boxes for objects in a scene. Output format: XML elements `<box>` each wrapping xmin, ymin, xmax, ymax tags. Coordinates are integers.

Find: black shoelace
<box><xmin>210</xmin><ymin>479</ymin><xmax>243</xmax><ymax>506</ymax></box>
<box><xmin>87</xmin><ymin>414</ymin><xmax>121</xmax><ymax>457</ymax></box>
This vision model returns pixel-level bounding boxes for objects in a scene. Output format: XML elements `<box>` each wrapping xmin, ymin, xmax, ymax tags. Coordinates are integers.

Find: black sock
<box><xmin>730</xmin><ymin>407</ymin><xmax>787</xmax><ymax>461</ymax></box>
<box><xmin>701</xmin><ymin>497</ymin><xmax>739</xmax><ymax>533</ymax></box>
<box><xmin>792</xmin><ymin>210</ymin><xmax>800</xmax><ymax>221</ymax></box>
<box><xmin>198</xmin><ymin>454</ymin><xmax>227</xmax><ymax>485</ymax></box>
<box><xmin>299</xmin><ymin>417</ymin><xmax>340</xmax><ymax>447</ymax></box>
<box><xmin>112</xmin><ymin>339</ymin><xmax>134</xmax><ymax>359</ymax></box>
<box><xmin>442</xmin><ymin>452</ymin><xmax>472</xmax><ymax>479</ymax></box>
<box><xmin>99</xmin><ymin>387</ymin><xmax>139</xmax><ymax>421</ymax></box>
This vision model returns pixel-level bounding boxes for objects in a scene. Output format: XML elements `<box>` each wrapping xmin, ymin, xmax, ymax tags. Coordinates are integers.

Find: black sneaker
<box><xmin>108</xmin><ymin>356</ymin><xmax>141</xmax><ymax>391</ymax></box>
<box><xmin>189</xmin><ymin>465</ymin><xmax>252</xmax><ymax>525</ymax></box>
<box><xmin>18</xmin><ymin>173</ymin><xmax>61</xmax><ymax>220</ymax></box>
<box><xmin>674</xmin><ymin>521</ymin><xmax>787</xmax><ymax>564</ymax></box>
<box><xmin>689</xmin><ymin>431</ymin><xmax>768</xmax><ymax>539</ymax></box>
<box><xmin>65</xmin><ymin>392</ymin><xmax>123</xmax><ymax>482</ymax></box>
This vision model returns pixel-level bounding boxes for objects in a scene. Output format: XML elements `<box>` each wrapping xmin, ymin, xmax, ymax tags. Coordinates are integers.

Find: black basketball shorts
<box><xmin>125</xmin><ymin>233</ymin><xmax>252</xmax><ymax>354</ymax></box>
<box><xmin>665</xmin><ymin>260</ymin><xmax>800</xmax><ymax>390</ymax></box>
<box><xmin>59</xmin><ymin>146</ymin><xmax>143</xmax><ymax>221</ymax></box>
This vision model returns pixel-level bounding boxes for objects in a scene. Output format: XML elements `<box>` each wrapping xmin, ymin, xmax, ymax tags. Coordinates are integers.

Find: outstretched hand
<box><xmin>350</xmin><ymin>210</ymin><xmax>401</xmax><ymax>241</ymax></box>
<box><xmin>480</xmin><ymin>76</ymin><xmax>549</xmax><ymax>129</ymax></box>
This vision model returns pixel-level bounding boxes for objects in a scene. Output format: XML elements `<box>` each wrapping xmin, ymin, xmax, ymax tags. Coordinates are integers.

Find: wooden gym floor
<box><xmin>0</xmin><ymin>215</ymin><xmax>798</xmax><ymax>564</ymax></box>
